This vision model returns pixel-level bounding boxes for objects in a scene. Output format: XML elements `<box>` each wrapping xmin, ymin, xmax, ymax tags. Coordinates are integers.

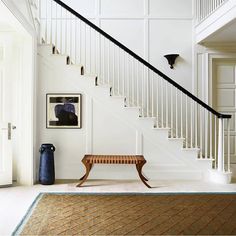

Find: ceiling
<box><xmin>203</xmin><ymin>18</ymin><xmax>236</xmax><ymax>43</ymax></box>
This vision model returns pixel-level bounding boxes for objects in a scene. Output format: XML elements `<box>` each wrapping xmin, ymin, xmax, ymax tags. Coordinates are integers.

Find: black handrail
<box><xmin>53</xmin><ymin>0</ymin><xmax>231</xmax><ymax>119</ymax></box>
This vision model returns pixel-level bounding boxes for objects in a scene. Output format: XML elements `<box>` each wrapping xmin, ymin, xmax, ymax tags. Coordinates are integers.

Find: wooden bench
<box><xmin>77</xmin><ymin>155</ymin><xmax>151</xmax><ymax>188</ymax></box>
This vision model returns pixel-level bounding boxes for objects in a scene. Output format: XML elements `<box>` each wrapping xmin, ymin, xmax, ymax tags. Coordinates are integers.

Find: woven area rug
<box><xmin>14</xmin><ymin>193</ymin><xmax>236</xmax><ymax>235</ymax></box>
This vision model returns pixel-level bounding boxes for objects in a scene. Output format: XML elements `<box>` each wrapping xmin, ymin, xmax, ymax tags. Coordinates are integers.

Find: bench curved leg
<box><xmin>136</xmin><ymin>163</ymin><xmax>151</xmax><ymax>188</ymax></box>
<box><xmin>79</xmin><ymin>164</ymin><xmax>93</xmax><ymax>180</ymax></box>
<box><xmin>135</xmin><ymin>164</ymin><xmax>148</xmax><ymax>181</ymax></box>
<box><xmin>76</xmin><ymin>162</ymin><xmax>92</xmax><ymax>187</ymax></box>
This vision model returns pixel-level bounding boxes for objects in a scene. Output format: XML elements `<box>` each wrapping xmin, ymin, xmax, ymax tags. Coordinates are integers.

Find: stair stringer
<box><xmin>37</xmin><ymin>44</ymin><xmax>212</xmax><ymax>181</ymax></box>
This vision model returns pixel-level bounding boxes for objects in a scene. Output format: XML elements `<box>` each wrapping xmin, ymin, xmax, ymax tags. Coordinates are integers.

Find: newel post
<box><xmin>217</xmin><ymin>118</ymin><xmax>225</xmax><ymax>172</ymax></box>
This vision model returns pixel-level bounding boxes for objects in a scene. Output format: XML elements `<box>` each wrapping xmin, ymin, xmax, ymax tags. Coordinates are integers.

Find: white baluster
<box><xmin>65</xmin><ymin>11</ymin><xmax>68</xmax><ymax>55</ymax></box>
<box><xmin>141</xmin><ymin>64</ymin><xmax>144</xmax><ymax>116</ymax></box>
<box><xmin>132</xmin><ymin>58</ymin><xmax>135</xmax><ymax>105</ymax></box>
<box><xmin>55</xmin><ymin>1</ymin><xmax>58</xmax><ymax>46</ymax></box>
<box><xmin>190</xmin><ymin>99</ymin><xmax>193</xmax><ymax>148</ymax></box>
<box><xmin>161</xmin><ymin>79</ymin><xmax>164</xmax><ymax>127</ymax></box>
<box><xmin>175</xmin><ymin>88</ymin><xmax>178</xmax><ymax>138</ymax></box>
<box><xmin>94</xmin><ymin>31</ymin><xmax>97</xmax><ymax>75</ymax></box>
<box><xmin>108</xmin><ymin>40</ymin><xmax>110</xmax><ymax>85</ymax></box>
<box><xmin>45</xmin><ymin>0</ymin><xmax>48</xmax><ymax>43</ymax></box>
<box><xmin>200</xmin><ymin>106</ymin><xmax>203</xmax><ymax>157</ymax></box>
<box><xmin>123</xmin><ymin>51</ymin><xmax>125</xmax><ymax>96</ymax></box>
<box><xmin>156</xmin><ymin>76</ymin><xmax>159</xmax><ymax>127</ymax></box>
<box><xmin>125</xmin><ymin>54</ymin><xmax>129</xmax><ymax>105</ymax></box>
<box><xmin>79</xmin><ymin>20</ymin><xmax>82</xmax><ymax>64</ymax></box>
<box><xmin>75</xmin><ymin>18</ymin><xmax>77</xmax><ymax>64</ymax></box>
<box><xmin>143</xmin><ymin>65</ymin><xmax>146</xmax><ymax>115</ymax></box>
<box><xmin>227</xmin><ymin>118</ymin><xmax>231</xmax><ymax>172</ymax></box>
<box><xmin>117</xmin><ymin>49</ymin><xmax>120</xmax><ymax>95</ymax></box>
<box><xmin>39</xmin><ymin>0</ymin><xmax>41</xmax><ymax>43</ymax></box>
<box><xmin>210</xmin><ymin>112</ymin><xmax>213</xmax><ymax>159</ymax></box>
<box><xmin>151</xmin><ymin>72</ymin><xmax>154</xmax><ymax>117</ymax></box>
<box><xmin>103</xmin><ymin>37</ymin><xmax>105</xmax><ymax>84</ymax></box>
<box><xmin>137</xmin><ymin>61</ymin><xmax>140</xmax><ymax>109</ymax></box>
<box><xmin>84</xmin><ymin>24</ymin><xmax>87</xmax><ymax>72</ymax></box>
<box><xmin>101</xmin><ymin>37</ymin><xmax>104</xmax><ymax>84</ymax></box>
<box><xmin>89</xmin><ymin>26</ymin><xmax>92</xmax><ymax>73</ymax></box>
<box><xmin>113</xmin><ymin>44</ymin><xmax>116</xmax><ymax>94</ymax></box>
<box><xmin>70</xmin><ymin>13</ymin><xmax>72</xmax><ymax>61</ymax></box>
<box><xmin>146</xmin><ymin>68</ymin><xmax>148</xmax><ymax>114</ymax></box>
<box><xmin>60</xmin><ymin>6</ymin><xmax>62</xmax><ymax>52</ymax></box>
<box><xmin>205</xmin><ymin>110</ymin><xmax>208</xmax><ymax>159</ymax></box>
<box><xmin>214</xmin><ymin>115</ymin><xmax>217</xmax><ymax>166</ymax></box>
<box><xmin>195</xmin><ymin>102</ymin><xmax>198</xmax><ymax>148</ymax></box>
<box><xmin>50</xmin><ymin>0</ymin><xmax>52</xmax><ymax>44</ymax></box>
<box><xmin>97</xmin><ymin>34</ymin><xmax>101</xmax><ymax>83</ymax></box>
<box><xmin>181</xmin><ymin>92</ymin><xmax>183</xmax><ymax>138</ymax></box>
<box><xmin>165</xmin><ymin>81</ymin><xmax>168</xmax><ymax>127</ymax></box>
<box><xmin>171</xmin><ymin>86</ymin><xmax>173</xmax><ymax>137</ymax></box>
<box><xmin>218</xmin><ymin>118</ymin><xmax>225</xmax><ymax>172</ymax></box>
<box><xmin>185</xmin><ymin>95</ymin><xmax>188</xmax><ymax>147</ymax></box>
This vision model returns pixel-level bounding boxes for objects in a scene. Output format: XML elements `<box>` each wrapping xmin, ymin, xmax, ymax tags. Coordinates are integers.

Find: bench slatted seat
<box><xmin>77</xmin><ymin>155</ymin><xmax>151</xmax><ymax>188</ymax></box>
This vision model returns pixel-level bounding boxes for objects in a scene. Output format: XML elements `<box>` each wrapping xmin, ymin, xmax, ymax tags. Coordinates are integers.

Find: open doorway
<box><xmin>0</xmin><ymin>1</ymin><xmax>35</xmax><ymax>186</ymax></box>
<box><xmin>212</xmin><ymin>58</ymin><xmax>236</xmax><ymax>178</ymax></box>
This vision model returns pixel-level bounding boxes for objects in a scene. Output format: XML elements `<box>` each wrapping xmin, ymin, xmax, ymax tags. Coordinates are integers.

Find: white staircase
<box><xmin>38</xmin><ymin>44</ymin><xmax>213</xmax><ymax>180</ymax></box>
<box><xmin>36</xmin><ymin>0</ymin><xmax>232</xmax><ymax>183</ymax></box>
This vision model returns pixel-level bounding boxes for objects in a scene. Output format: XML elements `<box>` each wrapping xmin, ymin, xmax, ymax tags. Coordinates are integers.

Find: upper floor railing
<box><xmin>195</xmin><ymin>0</ymin><xmax>229</xmax><ymax>24</ymax></box>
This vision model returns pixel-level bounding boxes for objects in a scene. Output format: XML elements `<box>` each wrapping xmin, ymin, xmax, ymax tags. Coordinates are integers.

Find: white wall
<box><xmin>37</xmin><ymin>45</ymin><xmax>211</xmax><ymax>181</ymax></box>
<box><xmin>36</xmin><ymin>0</ymin><xmax>216</xmax><ymax>182</ymax></box>
<box><xmin>37</xmin><ymin>51</ymin><xmax>138</xmax><ymax>179</ymax></box>
<box><xmin>62</xmin><ymin>0</ymin><xmax>193</xmax><ymax>90</ymax></box>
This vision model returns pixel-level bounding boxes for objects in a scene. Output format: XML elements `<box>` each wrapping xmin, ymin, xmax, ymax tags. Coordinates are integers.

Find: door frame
<box><xmin>1</xmin><ymin>0</ymin><xmax>37</xmax><ymax>185</ymax></box>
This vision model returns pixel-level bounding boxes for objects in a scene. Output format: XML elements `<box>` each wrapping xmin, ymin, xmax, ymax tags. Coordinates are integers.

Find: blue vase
<box><xmin>39</xmin><ymin>144</ymin><xmax>56</xmax><ymax>185</ymax></box>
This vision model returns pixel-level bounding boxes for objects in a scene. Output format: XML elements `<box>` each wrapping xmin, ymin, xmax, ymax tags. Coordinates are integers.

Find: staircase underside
<box><xmin>37</xmin><ymin>44</ymin><xmax>214</xmax><ymax>181</ymax></box>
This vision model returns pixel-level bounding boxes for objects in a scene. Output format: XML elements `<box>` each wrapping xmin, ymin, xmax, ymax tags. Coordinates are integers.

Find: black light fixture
<box><xmin>164</xmin><ymin>54</ymin><xmax>179</xmax><ymax>69</ymax></box>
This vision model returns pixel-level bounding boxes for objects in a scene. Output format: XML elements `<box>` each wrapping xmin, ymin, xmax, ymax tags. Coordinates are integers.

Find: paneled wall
<box><xmin>62</xmin><ymin>0</ymin><xmax>193</xmax><ymax>90</ymax></box>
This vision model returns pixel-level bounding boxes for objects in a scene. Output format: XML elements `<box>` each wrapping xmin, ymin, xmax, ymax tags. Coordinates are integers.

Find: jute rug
<box><xmin>13</xmin><ymin>193</ymin><xmax>236</xmax><ymax>235</ymax></box>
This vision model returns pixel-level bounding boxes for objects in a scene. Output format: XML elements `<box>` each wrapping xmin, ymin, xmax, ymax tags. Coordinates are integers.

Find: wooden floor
<box><xmin>16</xmin><ymin>193</ymin><xmax>236</xmax><ymax>235</ymax></box>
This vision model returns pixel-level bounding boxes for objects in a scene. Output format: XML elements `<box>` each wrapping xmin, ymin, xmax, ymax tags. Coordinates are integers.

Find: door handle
<box><xmin>7</xmin><ymin>123</ymin><xmax>11</xmax><ymax>140</ymax></box>
<box><xmin>1</xmin><ymin>123</ymin><xmax>11</xmax><ymax>140</ymax></box>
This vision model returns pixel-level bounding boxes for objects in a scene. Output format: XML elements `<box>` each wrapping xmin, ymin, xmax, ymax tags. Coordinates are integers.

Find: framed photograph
<box><xmin>46</xmin><ymin>93</ymin><xmax>82</xmax><ymax>129</ymax></box>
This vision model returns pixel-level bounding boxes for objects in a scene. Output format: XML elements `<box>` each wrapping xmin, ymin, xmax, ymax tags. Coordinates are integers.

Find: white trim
<box><xmin>98</xmin><ymin>16</ymin><xmax>193</xmax><ymax>20</ymax></box>
<box><xmin>1</xmin><ymin>0</ymin><xmax>36</xmax><ymax>37</ymax></box>
<box><xmin>208</xmin><ymin>169</ymin><xmax>232</xmax><ymax>184</ymax></box>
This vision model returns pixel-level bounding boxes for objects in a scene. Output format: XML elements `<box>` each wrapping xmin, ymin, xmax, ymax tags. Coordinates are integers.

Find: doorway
<box><xmin>212</xmin><ymin>59</ymin><xmax>236</xmax><ymax>166</ymax></box>
<box><xmin>0</xmin><ymin>1</ymin><xmax>35</xmax><ymax>186</ymax></box>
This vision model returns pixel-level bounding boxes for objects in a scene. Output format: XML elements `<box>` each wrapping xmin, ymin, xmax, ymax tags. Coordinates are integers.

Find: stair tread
<box><xmin>168</xmin><ymin>137</ymin><xmax>185</xmax><ymax>140</ymax></box>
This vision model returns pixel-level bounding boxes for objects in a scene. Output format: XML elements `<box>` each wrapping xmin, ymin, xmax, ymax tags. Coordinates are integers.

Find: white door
<box><xmin>213</xmin><ymin>60</ymin><xmax>236</xmax><ymax>164</ymax></box>
<box><xmin>0</xmin><ymin>68</ymin><xmax>12</xmax><ymax>186</ymax></box>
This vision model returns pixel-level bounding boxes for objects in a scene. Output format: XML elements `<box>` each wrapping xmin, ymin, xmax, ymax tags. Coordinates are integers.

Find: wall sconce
<box><xmin>164</xmin><ymin>54</ymin><xmax>179</xmax><ymax>69</ymax></box>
